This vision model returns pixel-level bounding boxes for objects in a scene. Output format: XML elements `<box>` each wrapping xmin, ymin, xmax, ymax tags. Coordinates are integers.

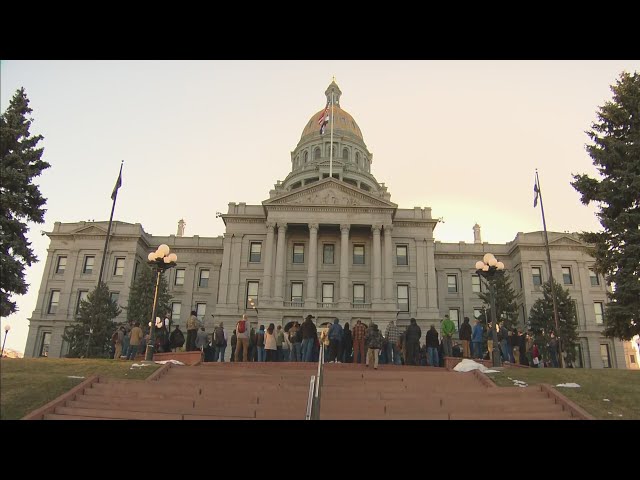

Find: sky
<box><xmin>1</xmin><ymin>60</ymin><xmax>638</xmax><ymax>355</ymax></box>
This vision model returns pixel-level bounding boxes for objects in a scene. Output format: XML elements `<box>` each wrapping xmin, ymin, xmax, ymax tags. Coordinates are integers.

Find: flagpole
<box><xmin>535</xmin><ymin>169</ymin><xmax>563</xmax><ymax>368</ymax></box>
<box><xmin>329</xmin><ymin>91</ymin><xmax>334</xmax><ymax>178</ymax></box>
<box><xmin>97</xmin><ymin>161</ymin><xmax>124</xmax><ymax>286</ymax></box>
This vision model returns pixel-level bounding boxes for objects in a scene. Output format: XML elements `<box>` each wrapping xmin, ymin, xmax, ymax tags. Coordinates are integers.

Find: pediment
<box><xmin>549</xmin><ymin>235</ymin><xmax>584</xmax><ymax>246</ymax></box>
<box><xmin>264</xmin><ymin>178</ymin><xmax>396</xmax><ymax>209</ymax></box>
<box><xmin>72</xmin><ymin>225</ymin><xmax>109</xmax><ymax>236</ymax></box>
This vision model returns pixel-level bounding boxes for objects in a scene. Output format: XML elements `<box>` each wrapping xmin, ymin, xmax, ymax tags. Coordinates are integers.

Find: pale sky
<box><xmin>1</xmin><ymin>60</ymin><xmax>638</xmax><ymax>354</ymax></box>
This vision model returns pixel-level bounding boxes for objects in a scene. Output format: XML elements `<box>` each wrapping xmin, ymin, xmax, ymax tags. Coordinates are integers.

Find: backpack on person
<box><xmin>237</xmin><ymin>320</ymin><xmax>246</xmax><ymax>334</ymax></box>
<box><xmin>215</xmin><ymin>326</ymin><xmax>225</xmax><ymax>346</ymax></box>
<box><xmin>170</xmin><ymin>329</ymin><xmax>185</xmax><ymax>349</ymax></box>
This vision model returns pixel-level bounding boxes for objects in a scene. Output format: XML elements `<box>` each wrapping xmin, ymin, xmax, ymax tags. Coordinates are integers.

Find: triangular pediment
<box><xmin>72</xmin><ymin>225</ymin><xmax>109</xmax><ymax>236</ymax></box>
<box><xmin>549</xmin><ymin>234</ymin><xmax>584</xmax><ymax>246</ymax></box>
<box><xmin>264</xmin><ymin>178</ymin><xmax>396</xmax><ymax>209</ymax></box>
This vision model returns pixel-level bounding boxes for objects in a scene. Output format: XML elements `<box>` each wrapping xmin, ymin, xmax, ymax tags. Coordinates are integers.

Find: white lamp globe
<box><xmin>496</xmin><ymin>261</ymin><xmax>505</xmax><ymax>270</ymax></box>
<box><xmin>475</xmin><ymin>261</ymin><xmax>485</xmax><ymax>270</ymax></box>
<box><xmin>157</xmin><ymin>244</ymin><xmax>170</xmax><ymax>257</ymax></box>
<box><xmin>148</xmin><ymin>252</ymin><xmax>156</xmax><ymax>261</ymax></box>
<box><xmin>4</xmin><ymin>324</ymin><xmax>11</xmax><ymax>332</ymax></box>
<box><xmin>483</xmin><ymin>253</ymin><xmax>495</xmax><ymax>264</ymax></box>
<box><xmin>482</xmin><ymin>265</ymin><xmax>489</xmax><ymax>271</ymax></box>
<box><xmin>167</xmin><ymin>253</ymin><xmax>177</xmax><ymax>263</ymax></box>
<box><xmin>488</xmin><ymin>257</ymin><xmax>498</xmax><ymax>267</ymax></box>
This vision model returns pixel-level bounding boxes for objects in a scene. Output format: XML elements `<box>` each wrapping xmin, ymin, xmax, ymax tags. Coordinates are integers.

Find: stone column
<box><xmin>228</xmin><ymin>236</ymin><xmax>243</xmax><ymax>304</ymax></box>
<box><xmin>306</xmin><ymin>223</ymin><xmax>319</xmax><ymax>308</ymax></box>
<box><xmin>273</xmin><ymin>222</ymin><xmax>287</xmax><ymax>301</ymax></box>
<box><xmin>261</xmin><ymin>222</ymin><xmax>276</xmax><ymax>302</ymax></box>
<box><xmin>339</xmin><ymin>223</ymin><xmax>350</xmax><ymax>305</ymax></box>
<box><xmin>415</xmin><ymin>236</ymin><xmax>427</xmax><ymax>310</ymax></box>
<box><xmin>426</xmin><ymin>238</ymin><xmax>439</xmax><ymax>312</ymax></box>
<box><xmin>384</xmin><ymin>225</ymin><xmax>393</xmax><ymax>301</ymax></box>
<box><xmin>217</xmin><ymin>233</ymin><xmax>233</xmax><ymax>304</ymax></box>
<box><xmin>372</xmin><ymin>224</ymin><xmax>382</xmax><ymax>302</ymax></box>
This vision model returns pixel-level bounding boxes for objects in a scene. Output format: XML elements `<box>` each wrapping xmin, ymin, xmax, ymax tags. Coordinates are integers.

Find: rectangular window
<box><xmin>518</xmin><ymin>270</ymin><xmax>523</xmax><ymax>289</ymax></box>
<box><xmin>520</xmin><ymin>304</ymin><xmax>526</xmax><ymax>324</ymax></box>
<box><xmin>196</xmin><ymin>303</ymin><xmax>207</xmax><ymax>322</ymax></box>
<box><xmin>76</xmin><ymin>290</ymin><xmax>88</xmax><ymax>315</ymax></box>
<box><xmin>589</xmin><ymin>268</ymin><xmax>600</xmax><ymax>286</ymax></box>
<box><xmin>447</xmin><ymin>274</ymin><xmax>458</xmax><ymax>293</ymax></box>
<box><xmin>594</xmin><ymin>302</ymin><xmax>604</xmax><ymax>324</ymax></box>
<box><xmin>532</xmin><ymin>267</ymin><xmax>542</xmax><ymax>286</ymax></box>
<box><xmin>322</xmin><ymin>283</ymin><xmax>334</xmax><ymax>304</ymax></box>
<box><xmin>449</xmin><ymin>308</ymin><xmax>460</xmax><ymax>330</ymax></box>
<box><xmin>171</xmin><ymin>302</ymin><xmax>182</xmax><ymax>324</ymax></box>
<box><xmin>56</xmin><ymin>256</ymin><xmax>67</xmax><ymax>274</ymax></box>
<box><xmin>39</xmin><ymin>332</ymin><xmax>52</xmax><ymax>357</ymax></box>
<box><xmin>353</xmin><ymin>284</ymin><xmax>365</xmax><ymax>304</ymax></box>
<box><xmin>353</xmin><ymin>245</ymin><xmax>365</xmax><ymax>265</ymax></box>
<box><xmin>246</xmin><ymin>281</ymin><xmax>259</xmax><ymax>310</ymax></box>
<box><xmin>291</xmin><ymin>282</ymin><xmax>303</xmax><ymax>303</ymax></box>
<box><xmin>199</xmin><ymin>269</ymin><xmax>210</xmax><ymax>288</ymax></box>
<box><xmin>323</xmin><ymin>244</ymin><xmax>334</xmax><ymax>264</ymax></box>
<box><xmin>113</xmin><ymin>257</ymin><xmax>125</xmax><ymax>276</ymax></box>
<box><xmin>562</xmin><ymin>266</ymin><xmax>573</xmax><ymax>285</ymax></box>
<box><xmin>471</xmin><ymin>274</ymin><xmax>481</xmax><ymax>293</ymax></box>
<box><xmin>83</xmin><ymin>256</ymin><xmax>95</xmax><ymax>274</ymax></box>
<box><xmin>175</xmin><ymin>269</ymin><xmax>185</xmax><ymax>286</ymax></box>
<box><xmin>110</xmin><ymin>291</ymin><xmax>120</xmax><ymax>304</ymax></box>
<box><xmin>133</xmin><ymin>260</ymin><xmax>140</xmax><ymax>280</ymax></box>
<box><xmin>396</xmin><ymin>245</ymin><xmax>408</xmax><ymax>266</ymax></box>
<box><xmin>397</xmin><ymin>285</ymin><xmax>409</xmax><ymax>312</ymax></box>
<box><xmin>572</xmin><ymin>300</ymin><xmax>579</xmax><ymax>323</ymax></box>
<box><xmin>600</xmin><ymin>344</ymin><xmax>611</xmax><ymax>368</ymax></box>
<box><xmin>630</xmin><ymin>355</ymin><xmax>636</xmax><ymax>364</ymax></box>
<box><xmin>250</xmin><ymin>242</ymin><xmax>262</xmax><ymax>263</ymax></box>
<box><xmin>48</xmin><ymin>290</ymin><xmax>60</xmax><ymax>314</ymax></box>
<box><xmin>293</xmin><ymin>244</ymin><xmax>305</xmax><ymax>264</ymax></box>
<box><xmin>473</xmin><ymin>308</ymin><xmax>483</xmax><ymax>320</ymax></box>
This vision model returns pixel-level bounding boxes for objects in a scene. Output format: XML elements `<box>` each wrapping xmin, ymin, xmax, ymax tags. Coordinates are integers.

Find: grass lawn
<box><xmin>485</xmin><ymin>367</ymin><xmax>640</xmax><ymax>420</ymax></box>
<box><xmin>0</xmin><ymin>358</ymin><xmax>160</xmax><ymax>420</ymax></box>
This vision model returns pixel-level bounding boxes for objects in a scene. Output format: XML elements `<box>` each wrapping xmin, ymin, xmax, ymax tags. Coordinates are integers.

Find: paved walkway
<box><xmin>38</xmin><ymin>362</ymin><xmax>578</xmax><ymax>420</ymax></box>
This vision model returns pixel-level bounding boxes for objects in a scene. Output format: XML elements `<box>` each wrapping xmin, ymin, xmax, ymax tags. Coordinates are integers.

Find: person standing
<box><xmin>301</xmin><ymin>314</ymin><xmax>317</xmax><ymax>362</ymax></box>
<box><xmin>342</xmin><ymin>322</ymin><xmax>353</xmax><ymax>363</ymax></box>
<box><xmin>425</xmin><ymin>325</ymin><xmax>439</xmax><ymax>367</ymax></box>
<box><xmin>113</xmin><ymin>327</ymin><xmax>125</xmax><ymax>360</ymax></box>
<box><xmin>214</xmin><ymin>322</ymin><xmax>227</xmax><ymax>362</ymax></box>
<box><xmin>365</xmin><ymin>323</ymin><xmax>384</xmax><ymax>370</ymax></box>
<box><xmin>385</xmin><ymin>319</ymin><xmax>401</xmax><ymax>365</ymax></box>
<box><xmin>352</xmin><ymin>319</ymin><xmax>367</xmax><ymax>364</ymax></box>
<box><xmin>328</xmin><ymin>318</ymin><xmax>343</xmax><ymax>363</ymax></box>
<box><xmin>459</xmin><ymin>317</ymin><xmax>472</xmax><ymax>359</ymax></box>
<box><xmin>265</xmin><ymin>323</ymin><xmax>278</xmax><ymax>362</ymax></box>
<box><xmin>195</xmin><ymin>327</ymin><xmax>208</xmax><ymax>357</ymax></box>
<box><xmin>276</xmin><ymin>325</ymin><xmax>285</xmax><ymax>361</ymax></box>
<box><xmin>289</xmin><ymin>321</ymin><xmax>302</xmax><ymax>362</ymax></box>
<box><xmin>234</xmin><ymin>314</ymin><xmax>250</xmax><ymax>362</ymax></box>
<box><xmin>471</xmin><ymin>318</ymin><xmax>484</xmax><ymax>359</ymax></box>
<box><xmin>405</xmin><ymin>318</ymin><xmax>422</xmax><ymax>366</ymax></box>
<box><xmin>127</xmin><ymin>322</ymin><xmax>143</xmax><ymax>360</ymax></box>
<box><xmin>548</xmin><ymin>332</ymin><xmax>560</xmax><ymax>368</ymax></box>
<box><xmin>256</xmin><ymin>325</ymin><xmax>266</xmax><ymax>362</ymax></box>
<box><xmin>441</xmin><ymin>314</ymin><xmax>456</xmax><ymax>358</ymax></box>
<box><xmin>186</xmin><ymin>310</ymin><xmax>199</xmax><ymax>352</ymax></box>
<box><xmin>230</xmin><ymin>329</ymin><xmax>237</xmax><ymax>362</ymax></box>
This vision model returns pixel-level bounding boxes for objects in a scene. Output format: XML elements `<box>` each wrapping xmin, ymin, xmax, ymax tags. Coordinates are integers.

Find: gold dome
<box><xmin>300</xmin><ymin>104</ymin><xmax>363</xmax><ymax>141</ymax></box>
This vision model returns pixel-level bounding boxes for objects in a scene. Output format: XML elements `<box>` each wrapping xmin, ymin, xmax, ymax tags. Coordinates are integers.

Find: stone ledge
<box><xmin>153</xmin><ymin>351</ymin><xmax>202</xmax><ymax>366</ymax></box>
<box><xmin>22</xmin><ymin>375</ymin><xmax>100</xmax><ymax>420</ymax></box>
<box><xmin>539</xmin><ymin>383</ymin><xmax>595</xmax><ymax>420</ymax></box>
<box><xmin>444</xmin><ymin>357</ymin><xmax>494</xmax><ymax>370</ymax></box>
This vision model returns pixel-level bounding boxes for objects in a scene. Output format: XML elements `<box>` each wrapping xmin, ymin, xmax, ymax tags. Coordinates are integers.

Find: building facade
<box><xmin>25</xmin><ymin>82</ymin><xmax>633</xmax><ymax>369</ymax></box>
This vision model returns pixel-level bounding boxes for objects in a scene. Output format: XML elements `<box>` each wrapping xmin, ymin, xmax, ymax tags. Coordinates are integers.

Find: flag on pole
<box><xmin>320</xmin><ymin>115</ymin><xmax>329</xmax><ymax>135</ymax></box>
<box><xmin>318</xmin><ymin>101</ymin><xmax>330</xmax><ymax>134</ymax></box>
<box><xmin>533</xmin><ymin>182</ymin><xmax>539</xmax><ymax>208</ymax></box>
<box><xmin>111</xmin><ymin>164</ymin><xmax>123</xmax><ymax>200</ymax></box>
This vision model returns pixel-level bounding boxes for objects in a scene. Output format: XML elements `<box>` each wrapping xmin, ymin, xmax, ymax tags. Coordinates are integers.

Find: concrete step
<box><xmin>54</xmin><ymin>406</ymin><xmax>183</xmax><ymax>420</ymax></box>
<box><xmin>44</xmin><ymin>413</ymin><xmax>114</xmax><ymax>420</ymax></box>
<box><xmin>449</xmin><ymin>411</ymin><xmax>574</xmax><ymax>420</ymax></box>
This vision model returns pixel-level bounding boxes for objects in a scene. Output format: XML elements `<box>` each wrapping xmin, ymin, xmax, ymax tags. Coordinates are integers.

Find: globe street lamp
<box><xmin>1</xmin><ymin>324</ymin><xmax>11</xmax><ymax>357</ymax></box>
<box><xmin>475</xmin><ymin>253</ymin><xmax>505</xmax><ymax>368</ymax></box>
<box><xmin>248</xmin><ymin>297</ymin><xmax>259</xmax><ymax>315</ymax></box>
<box><xmin>144</xmin><ymin>244</ymin><xmax>177</xmax><ymax>361</ymax></box>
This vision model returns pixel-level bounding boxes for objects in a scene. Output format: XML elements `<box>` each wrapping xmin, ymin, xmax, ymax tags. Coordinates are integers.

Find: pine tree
<box><xmin>0</xmin><ymin>88</ymin><xmax>51</xmax><ymax>317</ymax></box>
<box><xmin>571</xmin><ymin>71</ymin><xmax>640</xmax><ymax>340</ymax></box>
<box><xmin>62</xmin><ymin>283</ymin><xmax>121</xmax><ymax>358</ymax></box>
<box><xmin>527</xmin><ymin>279</ymin><xmax>579</xmax><ymax>363</ymax></box>
<box><xmin>126</xmin><ymin>263</ymin><xmax>172</xmax><ymax>333</ymax></box>
<box><xmin>477</xmin><ymin>271</ymin><xmax>519</xmax><ymax>330</ymax></box>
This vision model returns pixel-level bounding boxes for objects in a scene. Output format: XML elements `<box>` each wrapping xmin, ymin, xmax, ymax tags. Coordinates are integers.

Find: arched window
<box><xmin>343</xmin><ymin>148</ymin><xmax>349</xmax><ymax>161</ymax></box>
<box><xmin>314</xmin><ymin>147</ymin><xmax>321</xmax><ymax>160</ymax></box>
<box><xmin>355</xmin><ymin>152</ymin><xmax>360</xmax><ymax>167</ymax></box>
<box><xmin>295</xmin><ymin>155</ymin><xmax>299</xmax><ymax>168</ymax></box>
<box><xmin>304</xmin><ymin>151</ymin><xmax>308</xmax><ymax>164</ymax></box>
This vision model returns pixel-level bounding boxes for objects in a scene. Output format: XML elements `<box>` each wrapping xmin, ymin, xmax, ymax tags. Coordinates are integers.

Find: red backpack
<box><xmin>237</xmin><ymin>320</ymin><xmax>246</xmax><ymax>334</ymax></box>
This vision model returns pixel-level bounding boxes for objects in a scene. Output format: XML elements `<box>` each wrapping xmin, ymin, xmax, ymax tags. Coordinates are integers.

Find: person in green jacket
<box><xmin>441</xmin><ymin>314</ymin><xmax>456</xmax><ymax>358</ymax></box>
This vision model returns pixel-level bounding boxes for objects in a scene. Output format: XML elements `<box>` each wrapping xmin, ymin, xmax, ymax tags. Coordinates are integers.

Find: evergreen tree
<box><xmin>126</xmin><ymin>263</ymin><xmax>172</xmax><ymax>333</ymax></box>
<box><xmin>571</xmin><ymin>71</ymin><xmax>640</xmax><ymax>340</ymax></box>
<box><xmin>62</xmin><ymin>283</ymin><xmax>121</xmax><ymax>358</ymax></box>
<box><xmin>527</xmin><ymin>279</ymin><xmax>579</xmax><ymax>363</ymax></box>
<box><xmin>0</xmin><ymin>88</ymin><xmax>51</xmax><ymax>317</ymax></box>
<box><xmin>477</xmin><ymin>271</ymin><xmax>519</xmax><ymax>330</ymax></box>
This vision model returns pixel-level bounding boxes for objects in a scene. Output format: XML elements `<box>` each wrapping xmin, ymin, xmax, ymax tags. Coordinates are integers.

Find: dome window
<box><xmin>343</xmin><ymin>148</ymin><xmax>349</xmax><ymax>161</ymax></box>
<box><xmin>304</xmin><ymin>151</ymin><xmax>308</xmax><ymax>164</ymax></box>
<box><xmin>314</xmin><ymin>147</ymin><xmax>321</xmax><ymax>160</ymax></box>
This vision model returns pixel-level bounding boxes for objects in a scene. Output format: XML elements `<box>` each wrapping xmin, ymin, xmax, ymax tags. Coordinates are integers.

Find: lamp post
<box><xmin>144</xmin><ymin>244</ymin><xmax>178</xmax><ymax>361</ymax></box>
<box><xmin>1</xmin><ymin>324</ymin><xmax>11</xmax><ymax>357</ymax></box>
<box><xmin>475</xmin><ymin>253</ymin><xmax>505</xmax><ymax>368</ymax></box>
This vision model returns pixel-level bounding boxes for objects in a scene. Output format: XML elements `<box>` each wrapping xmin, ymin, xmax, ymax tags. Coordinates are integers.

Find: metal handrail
<box><xmin>305</xmin><ymin>375</ymin><xmax>316</xmax><ymax>420</ymax></box>
<box><xmin>308</xmin><ymin>339</ymin><xmax>325</xmax><ymax>420</ymax></box>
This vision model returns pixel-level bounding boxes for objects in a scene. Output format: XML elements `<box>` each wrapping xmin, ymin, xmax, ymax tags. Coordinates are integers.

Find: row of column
<box><xmin>262</xmin><ymin>222</ymin><xmax>395</xmax><ymax>304</ymax></box>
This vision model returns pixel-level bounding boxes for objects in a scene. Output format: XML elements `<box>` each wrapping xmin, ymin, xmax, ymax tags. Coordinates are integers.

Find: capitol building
<box><xmin>24</xmin><ymin>81</ymin><xmax>635</xmax><ymax>369</ymax></box>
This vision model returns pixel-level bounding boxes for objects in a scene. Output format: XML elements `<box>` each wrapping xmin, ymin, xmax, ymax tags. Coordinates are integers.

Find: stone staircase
<box><xmin>31</xmin><ymin>362</ymin><xmax>583</xmax><ymax>420</ymax></box>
